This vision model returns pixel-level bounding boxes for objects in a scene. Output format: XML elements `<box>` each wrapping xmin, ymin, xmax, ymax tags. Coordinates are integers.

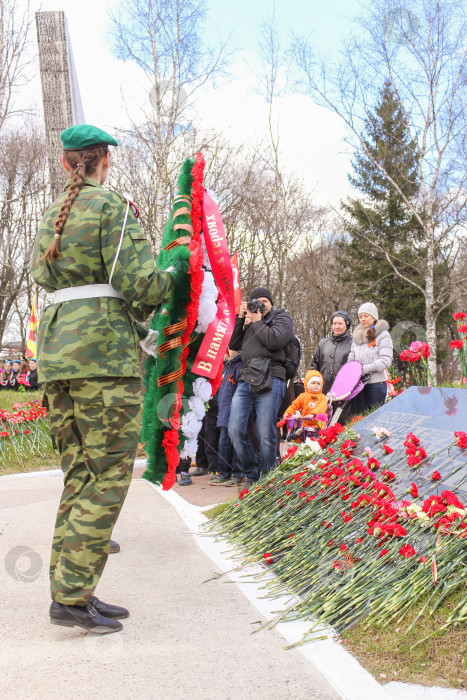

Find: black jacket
<box><xmin>229</xmin><ymin>307</ymin><xmax>294</xmax><ymax>382</ymax></box>
<box><xmin>310</xmin><ymin>332</ymin><xmax>352</xmax><ymax>394</ymax></box>
<box><xmin>26</xmin><ymin>368</ymin><xmax>40</xmax><ymax>391</ymax></box>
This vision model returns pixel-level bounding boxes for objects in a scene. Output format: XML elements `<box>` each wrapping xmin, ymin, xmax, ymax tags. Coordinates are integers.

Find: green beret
<box><xmin>60</xmin><ymin>124</ymin><xmax>118</xmax><ymax>151</ymax></box>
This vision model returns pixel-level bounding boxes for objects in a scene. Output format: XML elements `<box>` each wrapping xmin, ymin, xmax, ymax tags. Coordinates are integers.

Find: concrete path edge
<box><xmin>151</xmin><ymin>481</ymin><xmax>392</xmax><ymax>700</ymax></box>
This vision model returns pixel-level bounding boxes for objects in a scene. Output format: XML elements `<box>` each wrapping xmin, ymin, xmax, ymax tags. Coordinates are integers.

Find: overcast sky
<box><xmin>26</xmin><ymin>0</ymin><xmax>365</xmax><ymax>206</ymax></box>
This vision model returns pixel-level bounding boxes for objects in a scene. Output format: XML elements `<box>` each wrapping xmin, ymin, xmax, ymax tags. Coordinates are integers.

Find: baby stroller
<box><xmin>280</xmin><ymin>361</ymin><xmax>365</xmax><ymax>444</ymax></box>
<box><xmin>283</xmin><ymin>401</ymin><xmax>334</xmax><ymax>444</ymax></box>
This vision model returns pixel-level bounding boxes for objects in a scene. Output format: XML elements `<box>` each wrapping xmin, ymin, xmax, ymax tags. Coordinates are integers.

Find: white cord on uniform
<box><xmin>109</xmin><ymin>200</ymin><xmax>130</xmax><ymax>285</ymax></box>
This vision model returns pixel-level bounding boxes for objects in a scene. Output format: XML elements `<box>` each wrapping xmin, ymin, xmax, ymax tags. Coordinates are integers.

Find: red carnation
<box><xmin>379</xmin><ymin>549</ymin><xmax>389</xmax><ymax>558</ymax></box>
<box><xmin>431</xmin><ymin>471</ymin><xmax>441</xmax><ymax>481</ymax></box>
<box><xmin>450</xmin><ymin>339</ymin><xmax>464</xmax><ymax>350</ymax></box>
<box><xmin>400</xmin><ymin>349</ymin><xmax>419</xmax><ymax>363</ymax></box>
<box><xmin>453</xmin><ymin>312</ymin><xmax>467</xmax><ymax>320</ymax></box>
<box><xmin>263</xmin><ymin>552</ymin><xmax>273</xmax><ymax>565</ymax></box>
<box><xmin>399</xmin><ymin>544</ymin><xmax>416</xmax><ymax>558</ymax></box>
<box><xmin>368</xmin><ymin>457</ymin><xmax>381</xmax><ymax>470</ymax></box>
<box><xmin>404</xmin><ymin>433</ymin><xmax>420</xmax><ymax>448</ymax></box>
<box><xmin>410</xmin><ymin>483</ymin><xmax>419</xmax><ymax>498</ymax></box>
<box><xmin>409</xmin><ymin>341</ymin><xmax>430</xmax><ymax>359</ymax></box>
<box><xmin>382</xmin><ymin>444</ymin><xmax>393</xmax><ymax>454</ymax></box>
<box><xmin>420</xmin><ymin>556</ymin><xmax>427</xmax><ymax>563</ymax></box>
<box><xmin>458</xmin><ymin>324</ymin><xmax>467</xmax><ymax>334</ymax></box>
<box><xmin>454</xmin><ymin>431</ymin><xmax>467</xmax><ymax>449</ymax></box>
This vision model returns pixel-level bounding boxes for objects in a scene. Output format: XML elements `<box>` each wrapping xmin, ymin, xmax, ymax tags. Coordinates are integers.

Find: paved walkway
<box><xmin>0</xmin><ymin>470</ymin><xmax>338</xmax><ymax>700</ymax></box>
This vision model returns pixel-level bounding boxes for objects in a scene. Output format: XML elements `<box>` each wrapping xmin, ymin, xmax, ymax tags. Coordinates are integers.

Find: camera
<box><xmin>247</xmin><ymin>299</ymin><xmax>266</xmax><ymax>314</ymax></box>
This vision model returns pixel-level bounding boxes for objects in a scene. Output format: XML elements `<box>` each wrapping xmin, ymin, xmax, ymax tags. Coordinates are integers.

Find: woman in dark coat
<box><xmin>310</xmin><ymin>310</ymin><xmax>353</xmax><ymax>394</ymax></box>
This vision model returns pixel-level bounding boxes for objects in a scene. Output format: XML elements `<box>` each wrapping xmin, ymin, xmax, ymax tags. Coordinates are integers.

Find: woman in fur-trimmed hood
<box><xmin>348</xmin><ymin>302</ymin><xmax>393</xmax><ymax>414</ymax></box>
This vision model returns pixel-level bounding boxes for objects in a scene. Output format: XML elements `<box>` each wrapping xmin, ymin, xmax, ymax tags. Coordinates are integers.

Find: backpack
<box><xmin>263</xmin><ymin>308</ymin><xmax>301</xmax><ymax>380</ymax></box>
<box><xmin>284</xmin><ymin>335</ymin><xmax>301</xmax><ymax>380</ymax></box>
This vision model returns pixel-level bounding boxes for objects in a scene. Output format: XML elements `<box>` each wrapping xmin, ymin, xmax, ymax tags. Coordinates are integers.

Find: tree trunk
<box><xmin>425</xmin><ymin>229</ymin><xmax>437</xmax><ymax>384</ymax></box>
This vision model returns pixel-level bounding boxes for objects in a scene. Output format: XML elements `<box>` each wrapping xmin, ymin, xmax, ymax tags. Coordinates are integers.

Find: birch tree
<box><xmin>0</xmin><ymin>126</ymin><xmax>48</xmax><ymax>349</ymax></box>
<box><xmin>109</xmin><ymin>0</ymin><xmax>228</xmax><ymax>250</ymax></box>
<box><xmin>294</xmin><ymin>0</ymin><xmax>467</xmax><ymax>382</ymax></box>
<box><xmin>0</xmin><ymin>0</ymin><xmax>33</xmax><ymax>134</ymax></box>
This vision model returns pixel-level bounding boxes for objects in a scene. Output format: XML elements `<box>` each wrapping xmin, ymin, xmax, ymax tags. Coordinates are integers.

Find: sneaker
<box><xmin>209</xmin><ymin>473</ymin><xmax>228</xmax><ymax>485</ymax></box>
<box><xmin>224</xmin><ymin>477</ymin><xmax>246</xmax><ymax>487</ymax></box>
<box><xmin>179</xmin><ymin>471</ymin><xmax>192</xmax><ymax>486</ymax></box>
<box><xmin>191</xmin><ymin>467</ymin><xmax>209</xmax><ymax>476</ymax></box>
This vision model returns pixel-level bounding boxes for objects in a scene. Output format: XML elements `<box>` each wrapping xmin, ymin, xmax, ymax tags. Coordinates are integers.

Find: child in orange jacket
<box><xmin>283</xmin><ymin>370</ymin><xmax>328</xmax><ymax>428</ymax></box>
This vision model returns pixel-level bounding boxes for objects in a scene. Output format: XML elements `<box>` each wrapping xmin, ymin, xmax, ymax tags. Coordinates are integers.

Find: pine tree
<box><xmin>339</xmin><ymin>80</ymin><xmax>426</xmax><ymax>328</ymax></box>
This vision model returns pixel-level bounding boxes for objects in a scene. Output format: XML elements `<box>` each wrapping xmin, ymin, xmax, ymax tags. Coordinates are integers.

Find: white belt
<box><xmin>53</xmin><ymin>284</ymin><xmax>125</xmax><ymax>304</ymax></box>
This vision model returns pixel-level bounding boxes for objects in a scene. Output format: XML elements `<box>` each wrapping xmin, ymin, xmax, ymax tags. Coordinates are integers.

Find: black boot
<box><xmin>49</xmin><ymin>601</ymin><xmax>122</xmax><ymax>634</ymax></box>
<box><xmin>109</xmin><ymin>539</ymin><xmax>120</xmax><ymax>554</ymax></box>
<box><xmin>90</xmin><ymin>596</ymin><xmax>129</xmax><ymax>619</ymax></box>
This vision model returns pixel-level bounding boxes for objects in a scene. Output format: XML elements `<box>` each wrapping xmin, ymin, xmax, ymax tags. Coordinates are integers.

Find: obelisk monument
<box><xmin>36</xmin><ymin>11</ymin><xmax>85</xmax><ymax>201</ymax></box>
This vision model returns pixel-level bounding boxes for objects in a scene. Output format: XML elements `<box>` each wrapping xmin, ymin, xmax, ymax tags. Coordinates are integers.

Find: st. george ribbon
<box><xmin>192</xmin><ymin>190</ymin><xmax>235</xmax><ymax>379</ymax></box>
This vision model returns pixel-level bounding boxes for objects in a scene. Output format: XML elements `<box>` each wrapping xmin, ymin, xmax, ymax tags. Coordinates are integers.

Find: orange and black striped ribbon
<box><xmin>173</xmin><ymin>222</ymin><xmax>194</xmax><ymax>234</ymax></box>
<box><xmin>173</xmin><ymin>207</ymin><xmax>191</xmax><ymax>219</ymax></box>
<box><xmin>157</xmin><ymin>368</ymin><xmax>183</xmax><ymax>387</ymax></box>
<box><xmin>165</xmin><ymin>236</ymin><xmax>192</xmax><ymax>251</ymax></box>
<box><xmin>158</xmin><ymin>336</ymin><xmax>182</xmax><ymax>359</ymax></box>
<box><xmin>163</xmin><ymin>319</ymin><xmax>187</xmax><ymax>337</ymax></box>
<box><xmin>156</xmin><ymin>195</ymin><xmax>193</xmax><ymax>388</ymax></box>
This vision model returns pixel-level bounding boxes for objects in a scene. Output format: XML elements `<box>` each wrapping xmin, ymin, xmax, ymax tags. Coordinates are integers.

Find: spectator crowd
<box><xmin>177</xmin><ymin>288</ymin><xmax>394</xmax><ymax>488</ymax></box>
<box><xmin>0</xmin><ymin>356</ymin><xmax>40</xmax><ymax>391</ymax></box>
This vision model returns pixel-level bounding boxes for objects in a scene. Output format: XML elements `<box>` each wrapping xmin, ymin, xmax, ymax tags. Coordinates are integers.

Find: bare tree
<box><xmin>108</xmin><ymin>0</ymin><xmax>229</xmax><ymax>250</ymax></box>
<box><xmin>288</xmin><ymin>233</ymin><xmax>355</xmax><ymax>368</ymax></box>
<box><xmin>256</xmin><ymin>10</ymin><xmax>294</xmax><ymax>306</ymax></box>
<box><xmin>0</xmin><ymin>0</ymin><xmax>34</xmax><ymax>134</ymax></box>
<box><xmin>109</xmin><ymin>110</ymin><xmax>340</xmax><ymax>370</ymax></box>
<box><xmin>0</xmin><ymin>125</ymin><xmax>48</xmax><ymax>350</ymax></box>
<box><xmin>294</xmin><ymin>0</ymin><xmax>467</xmax><ymax>382</ymax></box>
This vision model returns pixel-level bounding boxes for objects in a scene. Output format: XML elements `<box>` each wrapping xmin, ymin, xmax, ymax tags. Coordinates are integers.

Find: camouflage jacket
<box><xmin>30</xmin><ymin>178</ymin><xmax>173</xmax><ymax>382</ymax></box>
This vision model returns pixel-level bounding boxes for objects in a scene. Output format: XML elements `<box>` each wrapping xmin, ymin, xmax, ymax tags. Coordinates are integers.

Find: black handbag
<box><xmin>243</xmin><ymin>357</ymin><xmax>272</xmax><ymax>394</ymax></box>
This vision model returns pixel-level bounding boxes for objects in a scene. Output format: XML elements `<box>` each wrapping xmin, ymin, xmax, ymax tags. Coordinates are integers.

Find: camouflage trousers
<box><xmin>44</xmin><ymin>377</ymin><xmax>143</xmax><ymax>605</ymax></box>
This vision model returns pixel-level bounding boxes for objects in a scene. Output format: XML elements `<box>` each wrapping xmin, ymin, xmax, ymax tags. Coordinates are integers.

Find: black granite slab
<box><xmin>350</xmin><ymin>387</ymin><xmax>467</xmax><ymax>499</ymax></box>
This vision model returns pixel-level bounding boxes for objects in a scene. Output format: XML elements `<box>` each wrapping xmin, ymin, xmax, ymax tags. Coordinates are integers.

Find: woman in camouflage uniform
<box><xmin>30</xmin><ymin>124</ymin><xmax>173</xmax><ymax>634</ymax></box>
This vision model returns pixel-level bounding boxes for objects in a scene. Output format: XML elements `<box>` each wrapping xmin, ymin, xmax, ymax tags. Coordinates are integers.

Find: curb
<box><xmin>151</xmin><ymin>480</ymin><xmax>392</xmax><ymax>700</ymax></box>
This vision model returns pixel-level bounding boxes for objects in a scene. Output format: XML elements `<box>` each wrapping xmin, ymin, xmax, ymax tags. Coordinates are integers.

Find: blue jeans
<box><xmin>217</xmin><ymin>427</ymin><xmax>243</xmax><ymax>479</ymax></box>
<box><xmin>228</xmin><ymin>378</ymin><xmax>286</xmax><ymax>482</ymax></box>
<box><xmin>353</xmin><ymin>381</ymin><xmax>387</xmax><ymax>414</ymax></box>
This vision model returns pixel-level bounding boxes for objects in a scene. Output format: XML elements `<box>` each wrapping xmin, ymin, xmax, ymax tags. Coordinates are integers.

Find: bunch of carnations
<box><xmin>279</xmin><ymin>423</ymin><xmax>346</xmax><ymax>471</ymax></box>
<box><xmin>206</xmin><ymin>426</ymin><xmax>467</xmax><ymax>645</ymax></box>
<box><xmin>400</xmin><ymin>341</ymin><xmax>433</xmax><ymax>386</ymax></box>
<box><xmin>450</xmin><ymin>312</ymin><xmax>467</xmax><ymax>383</ymax></box>
<box><xmin>0</xmin><ymin>400</ymin><xmax>52</xmax><ymax>466</ymax></box>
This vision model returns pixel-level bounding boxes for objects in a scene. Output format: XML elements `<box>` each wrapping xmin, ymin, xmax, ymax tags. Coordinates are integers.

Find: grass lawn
<box><xmin>204</xmin><ymin>501</ymin><xmax>234</xmax><ymax>519</ymax></box>
<box><xmin>342</xmin><ymin>589</ymin><xmax>467</xmax><ymax>689</ymax></box>
<box><xmin>0</xmin><ymin>390</ymin><xmax>60</xmax><ymax>475</ymax></box>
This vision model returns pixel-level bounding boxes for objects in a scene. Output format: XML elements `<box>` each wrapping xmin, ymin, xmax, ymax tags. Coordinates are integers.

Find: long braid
<box><xmin>41</xmin><ymin>145</ymin><xmax>108</xmax><ymax>261</ymax></box>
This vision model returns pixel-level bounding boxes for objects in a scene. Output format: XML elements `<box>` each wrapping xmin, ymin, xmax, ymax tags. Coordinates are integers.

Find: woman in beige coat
<box><xmin>348</xmin><ymin>303</ymin><xmax>393</xmax><ymax>413</ymax></box>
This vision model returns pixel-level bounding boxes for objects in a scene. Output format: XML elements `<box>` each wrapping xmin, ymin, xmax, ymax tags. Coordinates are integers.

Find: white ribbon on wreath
<box><xmin>179</xmin><ymin>273</ymin><xmax>219</xmax><ymax>459</ymax></box>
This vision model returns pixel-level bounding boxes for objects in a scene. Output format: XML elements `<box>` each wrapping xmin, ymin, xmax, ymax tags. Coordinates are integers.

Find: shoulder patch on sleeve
<box><xmin>108</xmin><ymin>190</ymin><xmax>140</xmax><ymax>218</ymax></box>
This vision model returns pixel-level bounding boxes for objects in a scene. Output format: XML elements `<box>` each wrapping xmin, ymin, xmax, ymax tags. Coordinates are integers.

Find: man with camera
<box><xmin>228</xmin><ymin>287</ymin><xmax>294</xmax><ymax>484</ymax></box>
